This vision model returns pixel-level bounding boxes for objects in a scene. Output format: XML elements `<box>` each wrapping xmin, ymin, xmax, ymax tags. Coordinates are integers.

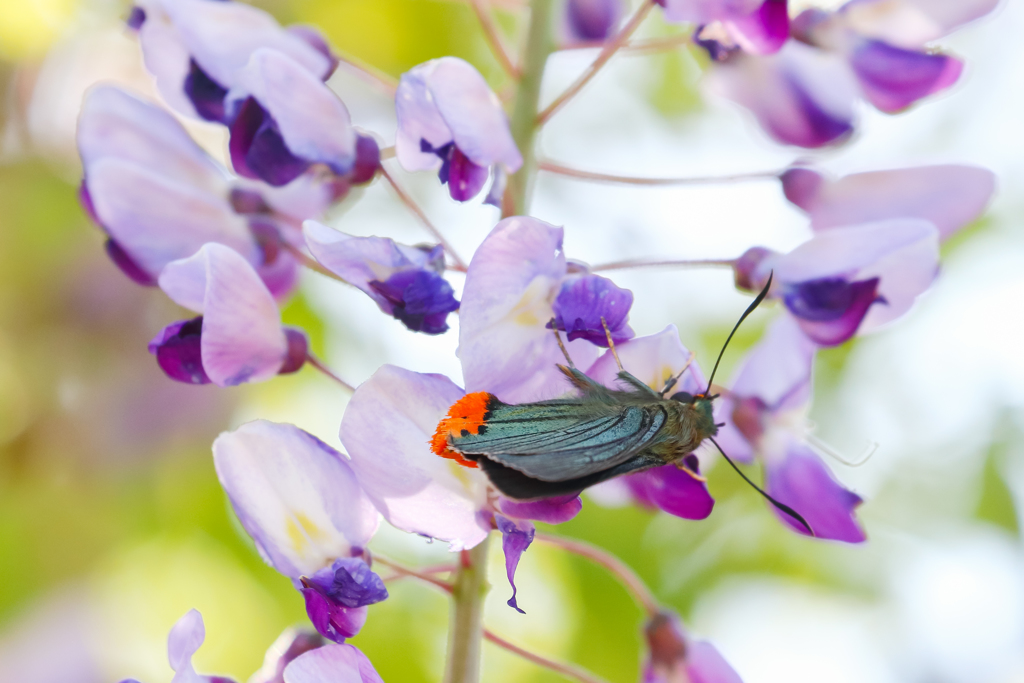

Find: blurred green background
<box><xmin>1</xmin><ymin>1</ymin><xmax>1022</xmax><ymax>682</ymax></box>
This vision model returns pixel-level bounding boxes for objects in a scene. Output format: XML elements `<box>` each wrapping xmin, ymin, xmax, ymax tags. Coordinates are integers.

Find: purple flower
<box><xmin>664</xmin><ymin>0</ymin><xmax>789</xmax><ymax>56</ymax></box>
<box><xmin>734</xmin><ymin>218</ymin><xmax>940</xmax><ymax>346</ymax></box>
<box><xmin>547</xmin><ymin>274</ymin><xmax>635</xmax><ymax>347</ymax></box>
<box><xmin>643</xmin><ymin>611</ymin><xmax>742</xmax><ymax>683</ymax></box>
<box><xmin>153</xmin><ymin>244</ymin><xmax>305</xmax><ymax>385</ymax></box>
<box><xmin>459</xmin><ymin>217</ymin><xmax>633</xmax><ymax>403</ymax></box>
<box><xmin>304</xmin><ymin>221</ymin><xmax>459</xmax><ymax>334</ymax></box>
<box><xmin>715</xmin><ymin>316</ymin><xmax>866</xmax><ymax>541</ymax></box>
<box><xmin>213</xmin><ymin>420</ymin><xmax>384</xmax><ymax>641</ymax></box>
<box><xmin>137</xmin><ymin>609</ymin><xmax>240</xmax><ymax>683</ymax></box>
<box><xmin>564</xmin><ymin>0</ymin><xmax>623</xmax><ymax>43</ymax></box>
<box><xmin>780</xmin><ymin>165</ymin><xmax>996</xmax><ymax>242</ymax></box>
<box><xmin>495</xmin><ymin>515</ymin><xmax>535</xmax><ymax>613</ymax></box>
<box><xmin>283</xmin><ymin>644</ymin><xmax>384</xmax><ymax>683</ymax></box>
<box><xmin>396</xmin><ymin>57</ymin><xmax>522</xmax><ymax>202</ymax></box>
<box><xmin>131</xmin><ymin>0</ymin><xmax>335</xmax><ymax>123</ymax></box>
<box><xmin>586</xmin><ymin>327</ymin><xmax>716</xmax><ymax>520</ymax></box>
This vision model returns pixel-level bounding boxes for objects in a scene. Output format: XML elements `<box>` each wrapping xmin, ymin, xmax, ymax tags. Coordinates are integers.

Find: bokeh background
<box><xmin>1</xmin><ymin>0</ymin><xmax>1023</xmax><ymax>682</ymax></box>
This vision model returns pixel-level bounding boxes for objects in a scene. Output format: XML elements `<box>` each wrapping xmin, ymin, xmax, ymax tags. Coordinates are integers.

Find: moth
<box><xmin>431</xmin><ymin>275</ymin><xmax>811</xmax><ymax>532</ymax></box>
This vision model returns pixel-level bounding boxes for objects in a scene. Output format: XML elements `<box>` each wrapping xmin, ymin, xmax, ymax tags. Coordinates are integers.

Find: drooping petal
<box><xmin>626</xmin><ymin>459</ymin><xmax>715</xmax><ymax>520</ymax></box>
<box><xmin>159</xmin><ymin>244</ymin><xmax>288</xmax><ymax>386</ymax></box>
<box><xmin>498</xmin><ymin>495</ymin><xmax>583</xmax><ymax>524</ymax></box>
<box><xmin>395</xmin><ymin>57</ymin><xmax>521</xmax><ymax>174</ymax></box>
<box><xmin>839</xmin><ymin>0</ymin><xmax>1001</xmax><ymax>47</ymax></box>
<box><xmin>565</xmin><ymin>0</ymin><xmax>623</xmax><ymax>42</ymax></box>
<box><xmin>587</xmin><ymin>325</ymin><xmax>707</xmax><ymax>397</ymax></box>
<box><xmin>495</xmin><ymin>515</ymin><xmax>535</xmax><ymax>614</ymax></box>
<box><xmin>764</xmin><ymin>441</ymin><xmax>865</xmax><ymax>542</ymax></box>
<box><xmin>251</xmin><ymin>630</ymin><xmax>325</xmax><ymax>683</ymax></box>
<box><xmin>459</xmin><ymin>217</ymin><xmax>599</xmax><ymax>403</ymax></box>
<box><xmin>783</xmin><ymin>165</ymin><xmax>996</xmax><ymax>242</ymax></box>
<box><xmin>708</xmin><ymin>41</ymin><xmax>858</xmax><ymax>148</ymax></box>
<box><xmin>213</xmin><ymin>420</ymin><xmax>380</xmax><ymax>577</ymax></box>
<box><xmin>724</xmin><ymin>0</ymin><xmax>790</xmax><ymax>55</ymax></box>
<box><xmin>548</xmin><ymin>274</ymin><xmax>634</xmax><ymax>347</ymax></box>
<box><xmin>168</xmin><ymin>609</ymin><xmax>206</xmax><ymax>683</ymax></box>
<box><xmin>300</xmin><ymin>557</ymin><xmax>386</xmax><ymax>642</ymax></box>
<box><xmin>849</xmin><ymin>39</ymin><xmax>962</xmax><ymax>113</ymax></box>
<box><xmin>86</xmin><ymin>158</ymin><xmax>258</xmax><ymax>280</ymax></box>
<box><xmin>283</xmin><ymin>644</ymin><xmax>384</xmax><ymax>683</ymax></box>
<box><xmin>228</xmin><ymin>49</ymin><xmax>356</xmax><ymax>186</ymax></box>
<box><xmin>340</xmin><ymin>365</ymin><xmax>491</xmax><ymax>550</ymax></box>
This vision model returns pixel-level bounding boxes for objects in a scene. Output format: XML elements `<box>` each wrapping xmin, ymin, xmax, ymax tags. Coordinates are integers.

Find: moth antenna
<box><xmin>600</xmin><ymin>317</ymin><xmax>624</xmax><ymax>371</ymax></box>
<box><xmin>659</xmin><ymin>351</ymin><xmax>696</xmax><ymax>397</ymax></box>
<box><xmin>549</xmin><ymin>318</ymin><xmax>575</xmax><ymax>368</ymax></box>
<box><xmin>709</xmin><ymin>436</ymin><xmax>814</xmax><ymax>536</ymax></box>
<box><xmin>703</xmin><ymin>272</ymin><xmax>773</xmax><ymax>397</ymax></box>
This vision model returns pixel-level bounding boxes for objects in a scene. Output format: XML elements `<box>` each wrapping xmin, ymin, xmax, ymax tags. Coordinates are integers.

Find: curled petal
<box><xmin>849</xmin><ymin>40</ymin><xmax>962</xmax><ymax>113</ymax></box>
<box><xmin>340</xmin><ymin>365</ymin><xmax>491</xmax><ymax>550</ymax></box>
<box><xmin>213</xmin><ymin>420</ymin><xmax>380</xmax><ymax>577</ymax></box>
<box><xmin>159</xmin><ymin>244</ymin><xmax>287</xmax><ymax>385</ymax></box>
<box><xmin>283</xmin><ymin>643</ymin><xmax>384</xmax><ymax>683</ymax></box>
<box><xmin>764</xmin><ymin>442</ymin><xmax>865</xmax><ymax>542</ymax></box>
<box><xmin>459</xmin><ymin>217</ymin><xmax>599</xmax><ymax>403</ymax></box>
<box><xmin>167</xmin><ymin>609</ymin><xmax>206</xmax><ymax>683</ymax></box>
<box><xmin>840</xmin><ymin>0</ymin><xmax>1000</xmax><ymax>47</ymax></box>
<box><xmin>498</xmin><ymin>495</ymin><xmax>582</xmax><ymax>524</ymax></box>
<box><xmin>783</xmin><ymin>165</ymin><xmax>996</xmax><ymax>242</ymax></box>
<box><xmin>495</xmin><ymin>516</ymin><xmax>535</xmax><ymax>614</ymax></box>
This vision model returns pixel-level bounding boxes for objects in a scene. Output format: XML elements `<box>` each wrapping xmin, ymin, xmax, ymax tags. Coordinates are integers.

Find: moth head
<box><xmin>670</xmin><ymin>391</ymin><xmax>718</xmax><ymax>435</ymax></box>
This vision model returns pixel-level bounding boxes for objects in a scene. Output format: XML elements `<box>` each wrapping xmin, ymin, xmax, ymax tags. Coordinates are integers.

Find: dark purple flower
<box><xmin>369</xmin><ymin>269</ymin><xmax>460</xmax><ymax>335</ymax></box>
<box><xmin>782</xmin><ymin>277</ymin><xmax>883</xmax><ymax>346</ymax></box>
<box><xmin>547</xmin><ymin>274</ymin><xmax>635</xmax><ymax>347</ymax></box>
<box><xmin>300</xmin><ymin>557</ymin><xmax>388</xmax><ymax>643</ymax></box>
<box><xmin>495</xmin><ymin>515</ymin><xmax>535</xmax><ymax>614</ymax></box>
<box><xmin>565</xmin><ymin>0</ymin><xmax>623</xmax><ymax>42</ymax></box>
<box><xmin>149</xmin><ymin>317</ymin><xmax>210</xmax><ymax>385</ymax></box>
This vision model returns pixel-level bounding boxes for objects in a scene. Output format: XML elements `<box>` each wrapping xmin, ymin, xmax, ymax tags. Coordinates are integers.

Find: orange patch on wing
<box><xmin>430</xmin><ymin>392</ymin><xmax>497</xmax><ymax>469</ymax></box>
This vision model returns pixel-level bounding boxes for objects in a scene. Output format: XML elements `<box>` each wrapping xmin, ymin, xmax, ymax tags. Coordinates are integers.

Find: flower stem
<box><xmin>591</xmin><ymin>257</ymin><xmax>737</xmax><ymax>272</ymax></box>
<box><xmin>535</xmin><ymin>533</ymin><xmax>659</xmax><ymax>616</ymax></box>
<box><xmin>334</xmin><ymin>50</ymin><xmax>399</xmax><ymax>95</ymax></box>
<box><xmin>484</xmin><ymin>630</ymin><xmax>612</xmax><ymax>683</ymax></box>
<box><xmin>379</xmin><ymin>165</ymin><xmax>468</xmax><ymax>269</ymax></box>
<box><xmin>304</xmin><ymin>352</ymin><xmax>355</xmax><ymax>392</ymax></box>
<box><xmin>505</xmin><ymin>0</ymin><xmax>556</xmax><ymax>217</ymax></box>
<box><xmin>536</xmin><ymin>0</ymin><xmax>656</xmax><ymax>125</ymax></box>
<box><xmin>470</xmin><ymin>0</ymin><xmax>520</xmax><ymax>78</ymax></box>
<box><xmin>538</xmin><ymin>160</ymin><xmax>784</xmax><ymax>186</ymax></box>
<box><xmin>443</xmin><ymin>535</ymin><xmax>491</xmax><ymax>683</ymax></box>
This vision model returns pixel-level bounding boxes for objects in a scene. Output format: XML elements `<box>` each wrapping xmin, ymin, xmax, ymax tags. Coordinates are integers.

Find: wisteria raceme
<box><xmin>76</xmin><ymin>0</ymin><xmax>1004</xmax><ymax>680</ymax></box>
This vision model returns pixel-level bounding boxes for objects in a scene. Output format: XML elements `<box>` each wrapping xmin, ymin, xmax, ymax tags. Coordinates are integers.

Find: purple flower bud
<box><xmin>149</xmin><ymin>317</ymin><xmax>211</xmax><ymax>385</ymax></box>
<box><xmin>732</xmin><ymin>245</ymin><xmax>775</xmax><ymax>292</ymax></box>
<box><xmin>495</xmin><ymin>515</ymin><xmax>535</xmax><ymax>614</ymax></box>
<box><xmin>548</xmin><ymin>274</ymin><xmax>634</xmax><ymax>347</ymax></box>
<box><xmin>350</xmin><ymin>134</ymin><xmax>381</xmax><ymax>185</ymax></box>
<box><xmin>565</xmin><ymin>0</ymin><xmax>623</xmax><ymax>42</ymax></box>
<box><xmin>369</xmin><ymin>269</ymin><xmax>460</xmax><ymax>335</ymax></box>
<box><xmin>279</xmin><ymin>328</ymin><xmax>309</xmax><ymax>375</ymax></box>
<box><xmin>782</xmin><ymin>276</ymin><xmax>883</xmax><ymax>346</ymax></box>
<box><xmin>779</xmin><ymin>166</ymin><xmax>824</xmax><ymax>210</ymax></box>
<box><xmin>300</xmin><ymin>557</ymin><xmax>388</xmax><ymax>643</ymax></box>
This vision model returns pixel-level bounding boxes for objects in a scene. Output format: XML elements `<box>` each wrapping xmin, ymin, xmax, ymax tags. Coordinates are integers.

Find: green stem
<box><xmin>504</xmin><ymin>0</ymin><xmax>556</xmax><ymax>217</ymax></box>
<box><xmin>443</xmin><ymin>535</ymin><xmax>492</xmax><ymax>683</ymax></box>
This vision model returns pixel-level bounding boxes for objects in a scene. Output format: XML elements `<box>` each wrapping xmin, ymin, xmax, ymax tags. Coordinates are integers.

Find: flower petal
<box><xmin>626</xmin><ymin>460</ymin><xmax>715</xmax><ymax>520</ymax></box>
<box><xmin>283</xmin><ymin>644</ymin><xmax>383</xmax><ymax>683</ymax></box>
<box><xmin>840</xmin><ymin>0</ymin><xmax>1000</xmax><ymax>47</ymax></box>
<box><xmin>549</xmin><ymin>274</ymin><xmax>634</xmax><ymax>347</ymax></box>
<box><xmin>849</xmin><ymin>39</ymin><xmax>962</xmax><ymax>113</ymax></box>
<box><xmin>459</xmin><ymin>217</ymin><xmax>599</xmax><ymax>403</ymax></box>
<box><xmin>730</xmin><ymin>314</ymin><xmax>815</xmax><ymax>408</ymax></box>
<box><xmin>167</xmin><ymin>609</ymin><xmax>205</xmax><ymax>683</ymax></box>
<box><xmin>764</xmin><ymin>442</ymin><xmax>865</xmax><ymax>542</ymax></box>
<box><xmin>784</xmin><ymin>277</ymin><xmax>881</xmax><ymax>346</ymax></box>
<box><xmin>565</xmin><ymin>0</ymin><xmax>623</xmax><ymax>42</ymax></box>
<box><xmin>149</xmin><ymin>317</ymin><xmax>211</xmax><ymax>384</ymax></box>
<box><xmin>498</xmin><ymin>495</ymin><xmax>582</xmax><ymax>524</ymax></box>
<box><xmin>340</xmin><ymin>365</ymin><xmax>491</xmax><ymax>550</ymax></box>
<box><xmin>725</xmin><ymin>0</ymin><xmax>789</xmax><ymax>55</ymax></box>
<box><xmin>660</xmin><ymin>0</ymin><xmax>763</xmax><ymax>24</ymax></box>
<box><xmin>587</xmin><ymin>325</ymin><xmax>707</xmax><ymax>397</ymax></box>
<box><xmin>686</xmin><ymin>641</ymin><xmax>744</xmax><ymax>683</ymax></box>
<box><xmin>495</xmin><ymin>515</ymin><xmax>535</xmax><ymax>614</ymax></box>
<box><xmin>250</xmin><ymin>629</ymin><xmax>325</xmax><ymax>683</ymax></box>
<box><xmin>159</xmin><ymin>243</ymin><xmax>288</xmax><ymax>386</ymax></box>
<box><xmin>784</xmin><ymin>165</ymin><xmax>996</xmax><ymax>242</ymax></box>
<box><xmin>213</xmin><ymin>420</ymin><xmax>380</xmax><ymax>578</ymax></box>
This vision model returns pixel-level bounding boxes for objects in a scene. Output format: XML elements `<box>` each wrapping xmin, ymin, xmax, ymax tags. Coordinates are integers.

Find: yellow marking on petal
<box><xmin>285</xmin><ymin>513</ymin><xmax>326</xmax><ymax>555</ymax></box>
<box><xmin>506</xmin><ymin>276</ymin><xmax>557</xmax><ymax>328</ymax></box>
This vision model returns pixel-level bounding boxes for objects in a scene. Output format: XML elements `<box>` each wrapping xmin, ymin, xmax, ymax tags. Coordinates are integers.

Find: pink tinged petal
<box><xmin>660</xmin><ymin>0</ymin><xmax>762</xmax><ymax>24</ymax></box>
<box><xmin>709</xmin><ymin>41</ymin><xmax>857</xmax><ymax>148</ymax></box>
<box><xmin>626</xmin><ymin>459</ymin><xmax>715</xmax><ymax>520</ymax></box>
<box><xmin>339</xmin><ymin>365</ymin><xmax>491</xmax><ymax>550</ymax></box>
<box><xmin>849</xmin><ymin>40</ymin><xmax>963</xmax><ymax>113</ymax></box>
<box><xmin>77</xmin><ymin>86</ymin><xmax>227</xmax><ymax>192</ymax></box>
<box><xmin>168</xmin><ymin>609</ymin><xmax>205</xmax><ymax>683</ymax></box>
<box><xmin>840</xmin><ymin>0</ymin><xmax>1000</xmax><ymax>47</ymax></box>
<box><xmin>724</xmin><ymin>0</ymin><xmax>790</xmax><ymax>56</ymax></box>
<box><xmin>86</xmin><ymin>158</ymin><xmax>257</xmax><ymax>279</ymax></box>
<box><xmin>283</xmin><ymin>644</ymin><xmax>383</xmax><ymax>683</ymax></box>
<box><xmin>230</xmin><ymin>49</ymin><xmax>356</xmax><ymax>182</ymax></box>
<box><xmin>498</xmin><ymin>495</ymin><xmax>582</xmax><ymax>524</ymax></box>
<box><xmin>495</xmin><ymin>515</ymin><xmax>535</xmax><ymax>613</ymax></box>
<box><xmin>793</xmin><ymin>165</ymin><xmax>995</xmax><ymax>242</ymax></box>
<box><xmin>687</xmin><ymin>641</ymin><xmax>744</xmax><ymax>683</ymax></box>
<box><xmin>459</xmin><ymin>217</ymin><xmax>599</xmax><ymax>403</ymax></box>
<box><xmin>730</xmin><ymin>314</ymin><xmax>814</xmax><ymax>408</ymax></box>
<box><xmin>395</xmin><ymin>57</ymin><xmax>522</xmax><ymax>173</ymax></box>
<box><xmin>587</xmin><ymin>325</ymin><xmax>707</xmax><ymax>398</ymax></box>
<box><xmin>159</xmin><ymin>244</ymin><xmax>287</xmax><ymax>386</ymax></box>
<box><xmin>213</xmin><ymin>420</ymin><xmax>380</xmax><ymax>578</ymax></box>
<box><xmin>764</xmin><ymin>442</ymin><xmax>865</xmax><ymax>542</ymax></box>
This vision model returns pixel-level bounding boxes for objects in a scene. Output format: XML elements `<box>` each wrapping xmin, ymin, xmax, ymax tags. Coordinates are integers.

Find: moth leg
<box><xmin>673</xmin><ymin>458</ymin><xmax>708</xmax><ymax>482</ymax></box>
<box><xmin>600</xmin><ymin>317</ymin><xmax>624</xmax><ymax>371</ymax></box>
<box><xmin>549</xmin><ymin>318</ymin><xmax>575</xmax><ymax>368</ymax></box>
<box><xmin>659</xmin><ymin>351</ymin><xmax>696</xmax><ymax>397</ymax></box>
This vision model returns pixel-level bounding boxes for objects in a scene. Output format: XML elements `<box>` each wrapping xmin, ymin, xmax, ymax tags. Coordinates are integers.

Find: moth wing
<box><xmin>450</xmin><ymin>402</ymin><xmax>667</xmax><ymax>482</ymax></box>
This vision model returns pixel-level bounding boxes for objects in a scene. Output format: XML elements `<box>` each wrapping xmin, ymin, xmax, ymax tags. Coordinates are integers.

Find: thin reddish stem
<box><xmin>484</xmin><ymin>630</ymin><xmax>612</xmax><ymax>683</ymax></box>
<box><xmin>335</xmin><ymin>51</ymin><xmax>399</xmax><ymax>95</ymax></box>
<box><xmin>304</xmin><ymin>352</ymin><xmax>355</xmax><ymax>392</ymax></box>
<box><xmin>535</xmin><ymin>533</ymin><xmax>659</xmax><ymax>616</ymax></box>
<box><xmin>591</xmin><ymin>257</ymin><xmax>737</xmax><ymax>272</ymax></box>
<box><xmin>538</xmin><ymin>160</ymin><xmax>783</xmax><ymax>186</ymax></box>
<box><xmin>536</xmin><ymin>0</ymin><xmax>656</xmax><ymax>124</ymax></box>
<box><xmin>374</xmin><ymin>556</ymin><xmax>455</xmax><ymax>592</ymax></box>
<box><xmin>561</xmin><ymin>33</ymin><xmax>691</xmax><ymax>55</ymax></box>
<box><xmin>379</xmin><ymin>166</ymin><xmax>468</xmax><ymax>270</ymax></box>
<box><xmin>470</xmin><ymin>0</ymin><xmax>521</xmax><ymax>78</ymax></box>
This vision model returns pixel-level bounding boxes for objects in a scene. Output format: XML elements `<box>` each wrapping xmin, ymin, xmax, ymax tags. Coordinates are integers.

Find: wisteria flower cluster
<box><xmin>79</xmin><ymin>0</ymin><xmax>998</xmax><ymax>681</ymax></box>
